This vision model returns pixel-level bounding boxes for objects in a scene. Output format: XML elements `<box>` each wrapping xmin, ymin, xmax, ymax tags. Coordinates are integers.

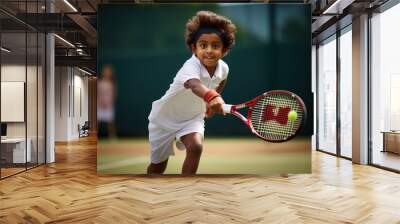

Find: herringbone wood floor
<box><xmin>1</xmin><ymin>135</ymin><xmax>400</xmax><ymax>223</ymax></box>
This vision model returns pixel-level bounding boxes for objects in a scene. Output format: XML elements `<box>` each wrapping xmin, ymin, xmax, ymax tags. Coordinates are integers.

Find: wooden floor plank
<box><xmin>0</xmin><ymin>135</ymin><xmax>399</xmax><ymax>223</ymax></box>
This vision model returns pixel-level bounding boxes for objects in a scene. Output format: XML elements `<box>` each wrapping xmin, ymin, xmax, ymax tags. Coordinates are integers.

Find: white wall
<box><xmin>1</xmin><ymin>82</ymin><xmax>24</xmax><ymax>123</ymax></box>
<box><xmin>1</xmin><ymin>64</ymin><xmax>26</xmax><ymax>81</ymax></box>
<box><xmin>1</xmin><ymin>63</ymin><xmax>46</xmax><ymax>163</ymax></box>
<box><xmin>1</xmin><ymin>65</ymin><xmax>26</xmax><ymax>139</ymax></box>
<box><xmin>55</xmin><ymin>67</ymin><xmax>69</xmax><ymax>141</ymax></box>
<box><xmin>1</xmin><ymin>65</ymin><xmax>39</xmax><ymax>137</ymax></box>
<box><xmin>72</xmin><ymin>73</ymin><xmax>89</xmax><ymax>138</ymax></box>
<box><xmin>55</xmin><ymin>67</ymin><xmax>89</xmax><ymax>141</ymax></box>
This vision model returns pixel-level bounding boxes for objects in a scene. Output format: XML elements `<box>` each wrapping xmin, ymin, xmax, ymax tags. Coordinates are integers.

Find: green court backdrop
<box><xmin>98</xmin><ymin>3</ymin><xmax>312</xmax><ymax>137</ymax></box>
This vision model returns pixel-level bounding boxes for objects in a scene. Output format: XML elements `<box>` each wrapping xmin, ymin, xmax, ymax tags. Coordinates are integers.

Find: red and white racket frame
<box><xmin>222</xmin><ymin>90</ymin><xmax>307</xmax><ymax>142</ymax></box>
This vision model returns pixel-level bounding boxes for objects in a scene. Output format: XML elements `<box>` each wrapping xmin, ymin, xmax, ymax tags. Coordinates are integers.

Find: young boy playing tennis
<box><xmin>147</xmin><ymin>11</ymin><xmax>236</xmax><ymax>175</ymax></box>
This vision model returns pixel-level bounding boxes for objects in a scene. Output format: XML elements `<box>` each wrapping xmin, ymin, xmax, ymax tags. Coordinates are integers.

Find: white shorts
<box><xmin>148</xmin><ymin>120</ymin><xmax>204</xmax><ymax>164</ymax></box>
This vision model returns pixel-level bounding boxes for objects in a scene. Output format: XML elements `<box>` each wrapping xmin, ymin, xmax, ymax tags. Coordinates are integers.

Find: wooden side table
<box><xmin>381</xmin><ymin>131</ymin><xmax>400</xmax><ymax>154</ymax></box>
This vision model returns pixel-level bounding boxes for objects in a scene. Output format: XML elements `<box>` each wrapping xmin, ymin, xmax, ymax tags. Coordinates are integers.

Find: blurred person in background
<box><xmin>98</xmin><ymin>65</ymin><xmax>117</xmax><ymax>139</ymax></box>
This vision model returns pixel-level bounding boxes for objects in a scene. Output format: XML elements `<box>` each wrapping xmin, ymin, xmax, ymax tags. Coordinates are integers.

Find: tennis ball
<box><xmin>288</xmin><ymin>110</ymin><xmax>297</xmax><ymax>121</ymax></box>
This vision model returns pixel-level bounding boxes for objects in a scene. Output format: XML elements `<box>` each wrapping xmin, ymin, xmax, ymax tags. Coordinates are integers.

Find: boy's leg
<box><xmin>147</xmin><ymin>159</ymin><xmax>169</xmax><ymax>174</ymax></box>
<box><xmin>180</xmin><ymin>132</ymin><xmax>203</xmax><ymax>175</ymax></box>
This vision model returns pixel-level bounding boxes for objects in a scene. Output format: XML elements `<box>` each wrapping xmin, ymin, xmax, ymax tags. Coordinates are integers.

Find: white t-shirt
<box><xmin>148</xmin><ymin>54</ymin><xmax>229</xmax><ymax>131</ymax></box>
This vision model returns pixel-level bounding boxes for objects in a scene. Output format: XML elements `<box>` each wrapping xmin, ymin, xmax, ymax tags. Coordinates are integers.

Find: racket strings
<box><xmin>251</xmin><ymin>94</ymin><xmax>304</xmax><ymax>141</ymax></box>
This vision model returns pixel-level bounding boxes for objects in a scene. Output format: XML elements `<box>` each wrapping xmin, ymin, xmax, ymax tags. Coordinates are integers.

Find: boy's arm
<box><xmin>184</xmin><ymin>79</ymin><xmax>227</xmax><ymax>97</ymax></box>
<box><xmin>207</xmin><ymin>79</ymin><xmax>226</xmax><ymax>118</ymax></box>
<box><xmin>184</xmin><ymin>78</ymin><xmax>209</xmax><ymax>98</ymax></box>
<box><xmin>184</xmin><ymin>78</ymin><xmax>225</xmax><ymax>115</ymax></box>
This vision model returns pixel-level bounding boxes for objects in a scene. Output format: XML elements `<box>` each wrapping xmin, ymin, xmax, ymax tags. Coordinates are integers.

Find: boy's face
<box><xmin>192</xmin><ymin>33</ymin><xmax>226</xmax><ymax>69</ymax></box>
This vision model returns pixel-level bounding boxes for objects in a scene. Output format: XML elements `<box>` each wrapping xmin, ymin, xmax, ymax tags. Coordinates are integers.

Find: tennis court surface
<box><xmin>98</xmin><ymin>137</ymin><xmax>311</xmax><ymax>175</ymax></box>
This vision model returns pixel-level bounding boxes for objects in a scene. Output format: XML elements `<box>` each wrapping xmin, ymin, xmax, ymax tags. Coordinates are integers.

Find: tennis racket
<box><xmin>222</xmin><ymin>90</ymin><xmax>307</xmax><ymax>142</ymax></box>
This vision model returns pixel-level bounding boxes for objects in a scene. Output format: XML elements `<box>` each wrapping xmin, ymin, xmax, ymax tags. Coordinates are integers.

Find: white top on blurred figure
<box><xmin>98</xmin><ymin>65</ymin><xmax>115</xmax><ymax>122</ymax></box>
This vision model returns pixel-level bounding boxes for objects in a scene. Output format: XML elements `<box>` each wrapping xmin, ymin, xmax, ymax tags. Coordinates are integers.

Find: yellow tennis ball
<box><xmin>288</xmin><ymin>110</ymin><xmax>297</xmax><ymax>121</ymax></box>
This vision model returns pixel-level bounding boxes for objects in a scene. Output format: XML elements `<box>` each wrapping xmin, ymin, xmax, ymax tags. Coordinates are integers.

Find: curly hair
<box><xmin>185</xmin><ymin>11</ymin><xmax>236</xmax><ymax>51</ymax></box>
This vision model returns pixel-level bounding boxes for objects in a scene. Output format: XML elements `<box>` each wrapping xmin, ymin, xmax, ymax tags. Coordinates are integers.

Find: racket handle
<box><xmin>222</xmin><ymin>104</ymin><xmax>233</xmax><ymax>114</ymax></box>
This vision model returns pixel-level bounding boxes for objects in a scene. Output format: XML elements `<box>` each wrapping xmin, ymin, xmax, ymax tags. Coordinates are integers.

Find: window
<box><xmin>317</xmin><ymin>35</ymin><xmax>337</xmax><ymax>155</ymax></box>
<box><xmin>0</xmin><ymin>1</ymin><xmax>46</xmax><ymax>179</ymax></box>
<box><xmin>339</xmin><ymin>27</ymin><xmax>352</xmax><ymax>158</ymax></box>
<box><xmin>370</xmin><ymin>3</ymin><xmax>400</xmax><ymax>171</ymax></box>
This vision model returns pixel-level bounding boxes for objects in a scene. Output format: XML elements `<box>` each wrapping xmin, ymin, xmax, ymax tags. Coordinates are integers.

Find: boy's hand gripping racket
<box><xmin>222</xmin><ymin>90</ymin><xmax>307</xmax><ymax>142</ymax></box>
